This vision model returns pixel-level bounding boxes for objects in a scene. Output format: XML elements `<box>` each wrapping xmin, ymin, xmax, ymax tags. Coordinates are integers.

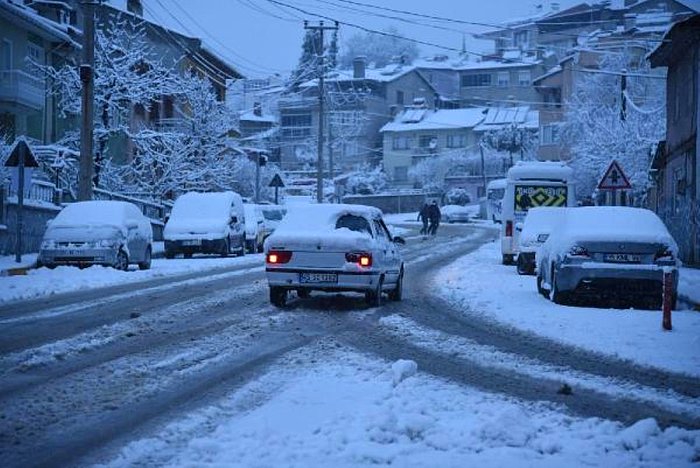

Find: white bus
<box><xmin>486</xmin><ymin>178</ymin><xmax>507</xmax><ymax>223</ymax></box>
<box><xmin>501</xmin><ymin>162</ymin><xmax>576</xmax><ymax>265</ymax></box>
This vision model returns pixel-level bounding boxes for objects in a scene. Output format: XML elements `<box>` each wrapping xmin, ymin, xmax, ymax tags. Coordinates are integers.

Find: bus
<box><xmin>486</xmin><ymin>178</ymin><xmax>507</xmax><ymax>223</ymax></box>
<box><xmin>501</xmin><ymin>162</ymin><xmax>576</xmax><ymax>265</ymax></box>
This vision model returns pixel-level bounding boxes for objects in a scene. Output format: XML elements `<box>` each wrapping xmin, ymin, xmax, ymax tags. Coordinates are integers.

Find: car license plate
<box><xmin>604</xmin><ymin>253</ymin><xmax>641</xmax><ymax>263</ymax></box>
<box><xmin>182</xmin><ymin>239</ymin><xmax>201</xmax><ymax>246</ymax></box>
<box><xmin>537</xmin><ymin>233</ymin><xmax>549</xmax><ymax>242</ymax></box>
<box><xmin>299</xmin><ymin>273</ymin><xmax>338</xmax><ymax>283</ymax></box>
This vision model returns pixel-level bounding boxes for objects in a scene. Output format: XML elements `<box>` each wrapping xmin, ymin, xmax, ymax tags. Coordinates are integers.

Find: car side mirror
<box><xmin>393</xmin><ymin>236</ymin><xmax>406</xmax><ymax>245</ymax></box>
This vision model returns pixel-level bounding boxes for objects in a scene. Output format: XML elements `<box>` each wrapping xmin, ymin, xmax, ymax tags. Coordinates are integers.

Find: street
<box><xmin>1</xmin><ymin>222</ymin><xmax>698</xmax><ymax>467</ymax></box>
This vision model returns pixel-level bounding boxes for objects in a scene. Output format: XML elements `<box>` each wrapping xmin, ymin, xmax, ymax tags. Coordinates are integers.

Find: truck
<box><xmin>501</xmin><ymin>162</ymin><xmax>575</xmax><ymax>265</ymax></box>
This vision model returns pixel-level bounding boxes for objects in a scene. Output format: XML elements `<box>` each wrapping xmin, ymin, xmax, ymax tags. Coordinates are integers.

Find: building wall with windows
<box><xmin>458</xmin><ymin>62</ymin><xmax>546</xmax><ymax>108</ymax></box>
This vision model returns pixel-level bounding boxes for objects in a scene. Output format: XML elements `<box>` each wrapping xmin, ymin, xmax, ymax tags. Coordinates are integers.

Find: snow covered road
<box><xmin>1</xmin><ymin>223</ymin><xmax>698</xmax><ymax>467</ymax></box>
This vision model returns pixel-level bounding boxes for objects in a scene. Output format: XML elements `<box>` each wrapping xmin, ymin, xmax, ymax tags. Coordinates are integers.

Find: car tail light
<box><xmin>346</xmin><ymin>252</ymin><xmax>372</xmax><ymax>267</ymax></box>
<box><xmin>505</xmin><ymin>221</ymin><xmax>513</xmax><ymax>237</ymax></box>
<box><xmin>568</xmin><ymin>244</ymin><xmax>590</xmax><ymax>258</ymax></box>
<box><xmin>267</xmin><ymin>250</ymin><xmax>292</xmax><ymax>264</ymax></box>
<box><xmin>654</xmin><ymin>247</ymin><xmax>674</xmax><ymax>263</ymax></box>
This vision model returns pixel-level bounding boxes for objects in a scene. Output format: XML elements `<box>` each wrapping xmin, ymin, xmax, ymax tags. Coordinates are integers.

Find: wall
<box><xmin>459</xmin><ymin>63</ymin><xmax>546</xmax><ymax>107</ymax></box>
<box><xmin>0</xmin><ymin>200</ymin><xmax>61</xmax><ymax>255</ymax></box>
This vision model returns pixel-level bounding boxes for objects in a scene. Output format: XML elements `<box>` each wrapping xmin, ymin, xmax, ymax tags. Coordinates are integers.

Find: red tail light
<box><xmin>346</xmin><ymin>252</ymin><xmax>372</xmax><ymax>267</ymax></box>
<box><xmin>267</xmin><ymin>250</ymin><xmax>293</xmax><ymax>264</ymax></box>
<box><xmin>505</xmin><ymin>221</ymin><xmax>513</xmax><ymax>237</ymax></box>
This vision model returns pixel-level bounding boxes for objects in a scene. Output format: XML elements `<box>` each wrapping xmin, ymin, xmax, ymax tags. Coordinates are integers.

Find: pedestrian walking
<box><xmin>418</xmin><ymin>203</ymin><xmax>429</xmax><ymax>235</ymax></box>
<box><xmin>427</xmin><ymin>201</ymin><xmax>441</xmax><ymax>236</ymax></box>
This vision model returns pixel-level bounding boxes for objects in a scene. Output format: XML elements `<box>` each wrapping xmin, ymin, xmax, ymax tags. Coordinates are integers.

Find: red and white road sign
<box><xmin>598</xmin><ymin>160</ymin><xmax>632</xmax><ymax>190</ymax></box>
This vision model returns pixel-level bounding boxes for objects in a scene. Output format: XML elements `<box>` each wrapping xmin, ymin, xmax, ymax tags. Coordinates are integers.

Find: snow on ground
<box><xmin>679</xmin><ymin>267</ymin><xmax>700</xmax><ymax>306</ymax></box>
<box><xmin>0</xmin><ymin>253</ymin><xmax>37</xmax><ymax>272</ymax></box>
<box><xmin>0</xmin><ymin>254</ymin><xmax>264</xmax><ymax>305</ymax></box>
<box><xmin>436</xmin><ymin>240</ymin><xmax>700</xmax><ymax>376</ymax></box>
<box><xmin>104</xmin><ymin>344</ymin><xmax>700</xmax><ymax>468</ymax></box>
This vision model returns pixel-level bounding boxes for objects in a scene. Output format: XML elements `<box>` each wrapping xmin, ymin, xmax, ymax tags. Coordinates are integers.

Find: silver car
<box><xmin>38</xmin><ymin>200</ymin><xmax>153</xmax><ymax>270</ymax></box>
<box><xmin>536</xmin><ymin>207</ymin><xmax>679</xmax><ymax>308</ymax></box>
<box><xmin>264</xmin><ymin>204</ymin><xmax>405</xmax><ymax>307</ymax></box>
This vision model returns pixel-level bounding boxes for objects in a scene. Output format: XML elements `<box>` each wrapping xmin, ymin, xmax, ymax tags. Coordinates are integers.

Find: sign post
<box><xmin>5</xmin><ymin>139</ymin><xmax>39</xmax><ymax>263</ymax></box>
<box><xmin>597</xmin><ymin>160</ymin><xmax>632</xmax><ymax>206</ymax></box>
<box><xmin>268</xmin><ymin>173</ymin><xmax>285</xmax><ymax>205</ymax></box>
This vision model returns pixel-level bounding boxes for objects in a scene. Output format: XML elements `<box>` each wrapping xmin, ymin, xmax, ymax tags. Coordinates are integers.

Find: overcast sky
<box><xmin>114</xmin><ymin>0</ymin><xmax>584</xmax><ymax>78</ymax></box>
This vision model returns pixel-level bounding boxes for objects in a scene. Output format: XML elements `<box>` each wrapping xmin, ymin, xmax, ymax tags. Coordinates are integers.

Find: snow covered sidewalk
<box><xmin>436</xmin><ymin>240</ymin><xmax>700</xmax><ymax>377</ymax></box>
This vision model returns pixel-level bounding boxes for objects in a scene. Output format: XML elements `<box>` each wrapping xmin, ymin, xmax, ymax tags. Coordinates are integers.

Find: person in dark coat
<box><xmin>427</xmin><ymin>201</ymin><xmax>441</xmax><ymax>236</ymax></box>
<box><xmin>417</xmin><ymin>203</ymin><xmax>430</xmax><ymax>235</ymax></box>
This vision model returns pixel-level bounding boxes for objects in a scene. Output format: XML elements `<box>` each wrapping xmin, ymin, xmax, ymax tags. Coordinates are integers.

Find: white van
<box><xmin>486</xmin><ymin>178</ymin><xmax>507</xmax><ymax>223</ymax></box>
<box><xmin>501</xmin><ymin>162</ymin><xmax>575</xmax><ymax>265</ymax></box>
<box><xmin>164</xmin><ymin>191</ymin><xmax>246</xmax><ymax>258</ymax></box>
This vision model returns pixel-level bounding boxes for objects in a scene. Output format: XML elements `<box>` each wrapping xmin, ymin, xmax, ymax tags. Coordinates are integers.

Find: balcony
<box><xmin>0</xmin><ymin>70</ymin><xmax>45</xmax><ymax>110</ymax></box>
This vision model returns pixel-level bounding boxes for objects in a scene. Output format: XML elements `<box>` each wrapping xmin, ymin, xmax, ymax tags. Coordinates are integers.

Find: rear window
<box><xmin>335</xmin><ymin>214</ymin><xmax>372</xmax><ymax>235</ymax></box>
<box><xmin>263</xmin><ymin>209</ymin><xmax>285</xmax><ymax>221</ymax></box>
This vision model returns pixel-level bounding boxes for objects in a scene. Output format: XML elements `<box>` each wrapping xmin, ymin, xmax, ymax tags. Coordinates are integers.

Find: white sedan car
<box><xmin>441</xmin><ymin>204</ymin><xmax>471</xmax><ymax>223</ymax></box>
<box><xmin>264</xmin><ymin>204</ymin><xmax>405</xmax><ymax>307</ymax></box>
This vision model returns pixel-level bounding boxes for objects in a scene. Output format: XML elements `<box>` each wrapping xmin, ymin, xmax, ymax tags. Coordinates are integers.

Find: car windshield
<box><xmin>335</xmin><ymin>214</ymin><xmax>372</xmax><ymax>235</ymax></box>
<box><xmin>263</xmin><ymin>210</ymin><xmax>285</xmax><ymax>221</ymax></box>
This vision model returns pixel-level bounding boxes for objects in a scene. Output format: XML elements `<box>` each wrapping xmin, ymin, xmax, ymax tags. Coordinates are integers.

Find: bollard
<box><xmin>662</xmin><ymin>269</ymin><xmax>673</xmax><ymax>331</ymax></box>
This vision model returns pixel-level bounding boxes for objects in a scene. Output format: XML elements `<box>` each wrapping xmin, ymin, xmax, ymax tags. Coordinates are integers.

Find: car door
<box><xmin>125</xmin><ymin>205</ymin><xmax>145</xmax><ymax>262</ymax></box>
<box><xmin>379</xmin><ymin>218</ymin><xmax>401</xmax><ymax>281</ymax></box>
<box><xmin>372</xmin><ymin>218</ymin><xmax>395</xmax><ymax>283</ymax></box>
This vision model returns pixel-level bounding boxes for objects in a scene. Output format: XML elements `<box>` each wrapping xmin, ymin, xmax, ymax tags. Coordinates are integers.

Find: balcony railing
<box><xmin>0</xmin><ymin>69</ymin><xmax>45</xmax><ymax>110</ymax></box>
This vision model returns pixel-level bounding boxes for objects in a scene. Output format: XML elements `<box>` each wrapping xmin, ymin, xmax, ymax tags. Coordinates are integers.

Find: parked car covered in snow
<box><xmin>38</xmin><ymin>200</ymin><xmax>153</xmax><ymax>270</ymax></box>
<box><xmin>516</xmin><ymin>207</ymin><xmax>567</xmax><ymax>275</ymax></box>
<box><xmin>536</xmin><ymin>207</ymin><xmax>679</xmax><ymax>308</ymax></box>
<box><xmin>441</xmin><ymin>204</ymin><xmax>471</xmax><ymax>223</ymax></box>
<box><xmin>264</xmin><ymin>204</ymin><xmax>405</xmax><ymax>307</ymax></box>
<box><xmin>486</xmin><ymin>178</ymin><xmax>507</xmax><ymax>224</ymax></box>
<box><xmin>259</xmin><ymin>204</ymin><xmax>287</xmax><ymax>238</ymax></box>
<box><xmin>164</xmin><ymin>191</ymin><xmax>246</xmax><ymax>258</ymax></box>
<box><xmin>244</xmin><ymin>204</ymin><xmax>266</xmax><ymax>253</ymax></box>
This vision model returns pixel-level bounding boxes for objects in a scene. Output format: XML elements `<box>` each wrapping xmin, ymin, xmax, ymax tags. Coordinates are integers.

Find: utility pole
<box><xmin>479</xmin><ymin>143</ymin><xmax>487</xmax><ymax>199</ymax></box>
<box><xmin>304</xmin><ymin>20</ymin><xmax>338</xmax><ymax>203</ymax></box>
<box><xmin>79</xmin><ymin>0</ymin><xmax>97</xmax><ymax>201</ymax></box>
<box><xmin>620</xmin><ymin>68</ymin><xmax>627</xmax><ymax>122</ymax></box>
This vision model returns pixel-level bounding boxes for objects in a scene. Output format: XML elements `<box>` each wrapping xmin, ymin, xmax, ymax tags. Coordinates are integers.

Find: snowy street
<box><xmin>1</xmin><ymin>222</ymin><xmax>698</xmax><ymax>467</ymax></box>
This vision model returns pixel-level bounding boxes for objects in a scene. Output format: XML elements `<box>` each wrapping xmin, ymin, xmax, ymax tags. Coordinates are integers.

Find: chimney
<box><xmin>127</xmin><ymin>0</ymin><xmax>143</xmax><ymax>17</ymax></box>
<box><xmin>253</xmin><ymin>102</ymin><xmax>262</xmax><ymax>117</ymax></box>
<box><xmin>353</xmin><ymin>56</ymin><xmax>366</xmax><ymax>79</ymax></box>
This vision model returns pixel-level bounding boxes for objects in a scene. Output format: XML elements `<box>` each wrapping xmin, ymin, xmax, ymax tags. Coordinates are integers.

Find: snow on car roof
<box><xmin>507</xmin><ymin>161</ymin><xmax>573</xmax><ymax>182</ymax></box>
<box><xmin>550</xmin><ymin>207</ymin><xmax>677</xmax><ymax>250</ymax></box>
<box><xmin>487</xmin><ymin>178</ymin><xmax>507</xmax><ymax>189</ymax></box>
<box><xmin>170</xmin><ymin>191</ymin><xmax>240</xmax><ymax>219</ymax></box>
<box><xmin>52</xmin><ymin>201</ymin><xmax>131</xmax><ymax>226</ymax></box>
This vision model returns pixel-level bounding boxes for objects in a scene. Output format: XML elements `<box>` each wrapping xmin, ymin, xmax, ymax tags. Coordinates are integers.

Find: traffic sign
<box><xmin>598</xmin><ymin>160</ymin><xmax>631</xmax><ymax>190</ymax></box>
<box><xmin>4</xmin><ymin>139</ymin><xmax>39</xmax><ymax>168</ymax></box>
<box><xmin>268</xmin><ymin>173</ymin><xmax>285</xmax><ymax>188</ymax></box>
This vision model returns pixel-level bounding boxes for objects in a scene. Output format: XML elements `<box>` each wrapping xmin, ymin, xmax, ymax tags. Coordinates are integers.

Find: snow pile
<box><xmin>391</xmin><ymin>359</ymin><xmax>417</xmax><ymax>386</ymax></box>
<box><xmin>438</xmin><ymin>240</ymin><xmax>700</xmax><ymax>376</ymax></box>
<box><xmin>104</xmin><ymin>348</ymin><xmax>700</xmax><ymax>467</ymax></box>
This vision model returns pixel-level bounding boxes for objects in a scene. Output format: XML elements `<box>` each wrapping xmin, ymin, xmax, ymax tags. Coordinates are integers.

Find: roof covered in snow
<box><xmin>0</xmin><ymin>0</ymin><xmax>77</xmax><ymax>45</ymax></box>
<box><xmin>239</xmin><ymin>110</ymin><xmax>277</xmax><ymax>123</ymax></box>
<box><xmin>474</xmin><ymin>106</ymin><xmax>539</xmax><ymax>132</ymax></box>
<box><xmin>381</xmin><ymin>108</ymin><xmax>487</xmax><ymax>133</ymax></box>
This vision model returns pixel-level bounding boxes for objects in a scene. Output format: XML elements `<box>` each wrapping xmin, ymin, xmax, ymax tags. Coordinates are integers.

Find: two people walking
<box><xmin>418</xmin><ymin>201</ymin><xmax>441</xmax><ymax>237</ymax></box>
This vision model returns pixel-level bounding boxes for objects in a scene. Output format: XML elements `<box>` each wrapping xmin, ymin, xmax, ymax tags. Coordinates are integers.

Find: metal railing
<box><xmin>0</xmin><ymin>69</ymin><xmax>45</xmax><ymax>109</ymax></box>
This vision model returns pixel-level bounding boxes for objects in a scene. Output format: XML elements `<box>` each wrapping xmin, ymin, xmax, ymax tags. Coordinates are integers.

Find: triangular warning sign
<box><xmin>4</xmin><ymin>139</ymin><xmax>39</xmax><ymax>168</ymax></box>
<box><xmin>598</xmin><ymin>160</ymin><xmax>631</xmax><ymax>190</ymax></box>
<box><xmin>268</xmin><ymin>173</ymin><xmax>285</xmax><ymax>188</ymax></box>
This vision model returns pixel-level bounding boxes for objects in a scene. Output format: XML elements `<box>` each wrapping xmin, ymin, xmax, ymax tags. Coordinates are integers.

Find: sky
<box><xmin>111</xmin><ymin>0</ymin><xmax>584</xmax><ymax>78</ymax></box>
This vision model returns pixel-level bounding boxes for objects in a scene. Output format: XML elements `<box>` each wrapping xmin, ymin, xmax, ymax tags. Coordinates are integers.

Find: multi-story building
<box><xmin>0</xmin><ymin>0</ymin><xmax>79</xmax><ymax>144</ymax></box>
<box><xmin>278</xmin><ymin>57</ymin><xmax>438</xmax><ymax>173</ymax></box>
<box><xmin>649</xmin><ymin>14</ymin><xmax>699</xmax><ymax>266</ymax></box>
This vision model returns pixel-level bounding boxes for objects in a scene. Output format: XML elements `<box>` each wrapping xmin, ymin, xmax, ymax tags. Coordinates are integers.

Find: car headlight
<box><xmin>41</xmin><ymin>240</ymin><xmax>56</xmax><ymax>250</ymax></box>
<box><xmin>96</xmin><ymin>239</ymin><xmax>119</xmax><ymax>248</ymax></box>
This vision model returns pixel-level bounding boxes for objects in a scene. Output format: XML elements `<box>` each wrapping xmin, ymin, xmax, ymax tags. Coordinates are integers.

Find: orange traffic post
<box><xmin>662</xmin><ymin>269</ymin><xmax>673</xmax><ymax>331</ymax></box>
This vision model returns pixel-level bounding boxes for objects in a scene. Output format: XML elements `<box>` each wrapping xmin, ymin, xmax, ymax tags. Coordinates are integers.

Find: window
<box><xmin>518</xmin><ymin>70</ymin><xmax>531</xmax><ymax>86</ymax></box>
<box><xmin>281</xmin><ymin>113</ymin><xmax>312</xmax><ymax>138</ymax></box>
<box><xmin>447</xmin><ymin>134</ymin><xmax>466</xmax><ymax>148</ymax></box>
<box><xmin>0</xmin><ymin>39</ymin><xmax>12</xmax><ymax>70</ymax></box>
<box><xmin>27</xmin><ymin>43</ymin><xmax>42</xmax><ymax>64</ymax></box>
<box><xmin>418</xmin><ymin>135</ymin><xmax>437</xmax><ymax>148</ymax></box>
<box><xmin>373</xmin><ymin>220</ymin><xmax>387</xmax><ymax>239</ymax></box>
<box><xmin>540</xmin><ymin>124</ymin><xmax>560</xmax><ymax>146</ymax></box>
<box><xmin>497</xmin><ymin>71</ymin><xmax>509</xmax><ymax>87</ymax></box>
<box><xmin>394</xmin><ymin>166</ymin><xmax>408</xmax><ymax>181</ymax></box>
<box><xmin>461</xmin><ymin>73</ymin><xmax>492</xmax><ymax>87</ymax></box>
<box><xmin>396</xmin><ymin>90</ymin><xmax>404</xmax><ymax>105</ymax></box>
<box><xmin>392</xmin><ymin>136</ymin><xmax>412</xmax><ymax>150</ymax></box>
<box><xmin>336</xmin><ymin>214</ymin><xmax>372</xmax><ymax>235</ymax></box>
<box><xmin>514</xmin><ymin>30</ymin><xmax>529</xmax><ymax>48</ymax></box>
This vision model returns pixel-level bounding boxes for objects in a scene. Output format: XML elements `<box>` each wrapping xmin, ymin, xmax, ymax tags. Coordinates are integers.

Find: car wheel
<box><xmin>114</xmin><ymin>250</ymin><xmax>129</xmax><ymax>271</ymax></box>
<box><xmin>517</xmin><ymin>254</ymin><xmax>533</xmax><ymax>275</ymax></box>
<box><xmin>257</xmin><ymin>241</ymin><xmax>264</xmax><ymax>253</ymax></box>
<box><xmin>165</xmin><ymin>251</ymin><xmax>175</xmax><ymax>259</ymax></box>
<box><xmin>238</xmin><ymin>237</ymin><xmax>246</xmax><ymax>257</ymax></box>
<box><xmin>184</xmin><ymin>252</ymin><xmax>193</xmax><ymax>259</ymax></box>
<box><xmin>388</xmin><ymin>268</ymin><xmax>403</xmax><ymax>301</ymax></box>
<box><xmin>502</xmin><ymin>254</ymin><xmax>514</xmax><ymax>265</ymax></box>
<box><xmin>270</xmin><ymin>287</ymin><xmax>287</xmax><ymax>307</ymax></box>
<box><xmin>246</xmin><ymin>239</ymin><xmax>255</xmax><ymax>254</ymax></box>
<box><xmin>537</xmin><ymin>274</ymin><xmax>549</xmax><ymax>297</ymax></box>
<box><xmin>297</xmin><ymin>289</ymin><xmax>310</xmax><ymax>299</ymax></box>
<box><xmin>221</xmin><ymin>238</ymin><xmax>230</xmax><ymax>257</ymax></box>
<box><xmin>365</xmin><ymin>276</ymin><xmax>383</xmax><ymax>307</ymax></box>
<box><xmin>551</xmin><ymin>267</ymin><xmax>569</xmax><ymax>305</ymax></box>
<box><xmin>138</xmin><ymin>246</ymin><xmax>152</xmax><ymax>270</ymax></box>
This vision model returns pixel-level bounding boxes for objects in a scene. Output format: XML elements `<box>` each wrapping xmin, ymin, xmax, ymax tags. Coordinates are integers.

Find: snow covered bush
<box><xmin>445</xmin><ymin>188</ymin><xmax>471</xmax><ymax>206</ymax></box>
<box><xmin>560</xmin><ymin>51</ymin><xmax>665</xmax><ymax>201</ymax></box>
<box><xmin>346</xmin><ymin>164</ymin><xmax>388</xmax><ymax>195</ymax></box>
